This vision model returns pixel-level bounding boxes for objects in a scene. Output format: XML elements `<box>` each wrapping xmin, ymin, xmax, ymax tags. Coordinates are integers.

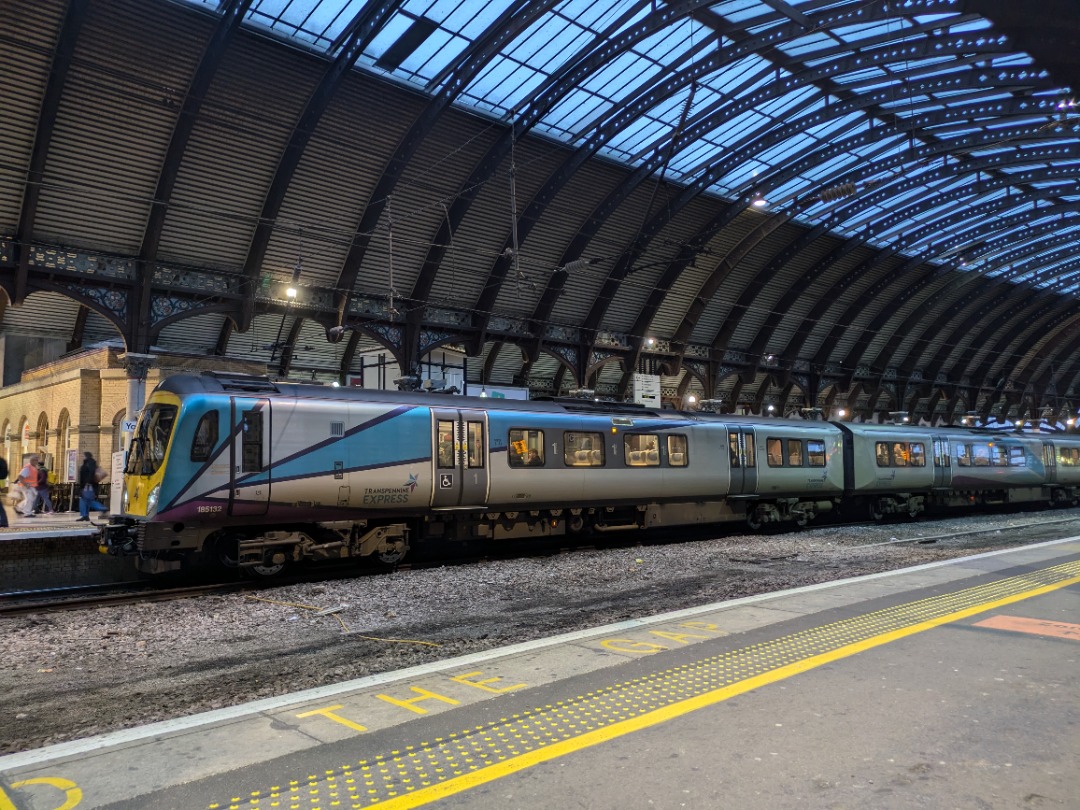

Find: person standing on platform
<box><xmin>15</xmin><ymin>455</ymin><xmax>40</xmax><ymax>518</ymax></box>
<box><xmin>34</xmin><ymin>458</ymin><xmax>55</xmax><ymax>514</ymax></box>
<box><xmin>78</xmin><ymin>452</ymin><xmax>108</xmax><ymax>521</ymax></box>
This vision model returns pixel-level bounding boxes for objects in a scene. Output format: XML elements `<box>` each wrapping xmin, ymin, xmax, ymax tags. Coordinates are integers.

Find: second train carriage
<box><xmin>102</xmin><ymin>372</ymin><xmax>1080</xmax><ymax>576</ymax></box>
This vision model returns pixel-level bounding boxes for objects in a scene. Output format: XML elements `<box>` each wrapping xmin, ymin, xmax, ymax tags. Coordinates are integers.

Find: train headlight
<box><xmin>146</xmin><ymin>485</ymin><xmax>160</xmax><ymax>516</ymax></box>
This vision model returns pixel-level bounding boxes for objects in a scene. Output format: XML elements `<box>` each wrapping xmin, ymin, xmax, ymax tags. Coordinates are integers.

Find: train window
<box><xmin>667</xmin><ymin>435</ymin><xmax>688</xmax><ymax>466</ymax></box>
<box><xmin>875</xmin><ymin>442</ymin><xmax>890</xmax><ymax>466</ymax></box>
<box><xmin>437</xmin><ymin>420</ymin><xmax>455</xmax><ymax>468</ymax></box>
<box><xmin>956</xmin><ymin>444</ymin><xmax>971</xmax><ymax>466</ymax></box>
<box><xmin>933</xmin><ymin>439</ymin><xmax>950</xmax><ymax>467</ymax></box>
<box><xmin>972</xmin><ymin>444</ymin><xmax>991</xmax><ymax>466</ymax></box>
<box><xmin>991</xmin><ymin>445</ymin><xmax>1008</xmax><ymax>467</ymax></box>
<box><xmin>806</xmin><ymin>440</ymin><xmax>825</xmax><ymax>467</ymax></box>
<box><xmin>767</xmin><ymin>438</ymin><xmax>783</xmax><ymax>466</ymax></box>
<box><xmin>910</xmin><ymin>443</ymin><xmax>926</xmax><ymax>467</ymax></box>
<box><xmin>191</xmin><ymin>411</ymin><xmax>218</xmax><ymax>462</ymax></box>
<box><xmin>508</xmin><ymin>429</ymin><xmax>545</xmax><ymax>467</ymax></box>
<box><xmin>240</xmin><ymin>411</ymin><xmax>263</xmax><ymax>473</ymax></box>
<box><xmin>728</xmin><ymin>433</ymin><xmax>740</xmax><ymax>468</ymax></box>
<box><xmin>787</xmin><ymin>440</ymin><xmax>803</xmax><ymax>467</ymax></box>
<box><xmin>892</xmin><ymin>443</ymin><xmax>909</xmax><ymax>466</ymax></box>
<box><xmin>625</xmin><ymin>434</ymin><xmax>659</xmax><ymax>467</ymax></box>
<box><xmin>564</xmin><ymin>432</ymin><xmax>604</xmax><ymax>466</ymax></box>
<box><xmin>744</xmin><ymin>437</ymin><xmax>755</xmax><ymax>467</ymax></box>
<box><xmin>1008</xmin><ymin>446</ymin><xmax>1026</xmax><ymax>467</ymax></box>
<box><xmin>1060</xmin><ymin>448</ymin><xmax>1080</xmax><ymax>466</ymax></box>
<box><xmin>466</xmin><ymin>422</ymin><xmax>484</xmax><ymax>469</ymax></box>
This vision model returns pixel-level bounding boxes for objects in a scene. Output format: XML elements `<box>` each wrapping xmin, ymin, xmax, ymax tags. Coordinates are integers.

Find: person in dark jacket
<box><xmin>78</xmin><ymin>452</ymin><xmax>107</xmax><ymax>521</ymax></box>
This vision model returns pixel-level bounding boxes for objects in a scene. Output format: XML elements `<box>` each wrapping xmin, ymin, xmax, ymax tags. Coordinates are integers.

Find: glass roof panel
<box><xmin>172</xmin><ymin>0</ymin><xmax>1076</xmax><ymax>286</ymax></box>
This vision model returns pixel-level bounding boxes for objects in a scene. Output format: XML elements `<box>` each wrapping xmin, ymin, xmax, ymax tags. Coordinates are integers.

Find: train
<box><xmin>101</xmin><ymin>371</ymin><xmax>1080</xmax><ymax>577</ymax></box>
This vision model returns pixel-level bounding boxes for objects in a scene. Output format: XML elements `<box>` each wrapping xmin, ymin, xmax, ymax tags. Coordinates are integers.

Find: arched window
<box><xmin>112</xmin><ymin>410</ymin><xmax>127</xmax><ymax>456</ymax></box>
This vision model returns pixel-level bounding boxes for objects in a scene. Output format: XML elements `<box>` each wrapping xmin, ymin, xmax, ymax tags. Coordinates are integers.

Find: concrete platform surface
<box><xmin>1</xmin><ymin>537</ymin><xmax>1077</xmax><ymax>810</ymax></box>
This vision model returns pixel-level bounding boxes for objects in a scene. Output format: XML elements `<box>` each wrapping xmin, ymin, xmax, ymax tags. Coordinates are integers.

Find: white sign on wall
<box><xmin>632</xmin><ymin>373</ymin><xmax>662</xmax><ymax>409</ymax></box>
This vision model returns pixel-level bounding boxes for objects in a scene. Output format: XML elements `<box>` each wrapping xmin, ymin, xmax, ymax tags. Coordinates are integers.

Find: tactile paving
<box><xmin>210</xmin><ymin>560</ymin><xmax>1080</xmax><ymax>810</ymax></box>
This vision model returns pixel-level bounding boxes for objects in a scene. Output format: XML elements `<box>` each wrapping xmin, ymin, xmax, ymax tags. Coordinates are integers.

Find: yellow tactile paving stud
<box><xmin>211</xmin><ymin>560</ymin><xmax>1080</xmax><ymax>810</ymax></box>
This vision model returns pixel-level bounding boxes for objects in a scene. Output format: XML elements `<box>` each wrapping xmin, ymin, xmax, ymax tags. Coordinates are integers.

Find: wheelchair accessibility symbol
<box><xmin>440</xmin><ymin>473</ymin><xmax>453</xmax><ymax>488</ymax></box>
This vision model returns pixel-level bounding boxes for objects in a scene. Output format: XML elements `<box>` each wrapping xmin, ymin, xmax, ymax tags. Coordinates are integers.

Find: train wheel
<box><xmin>746</xmin><ymin>507</ymin><xmax>763</xmax><ymax>532</ymax></box>
<box><xmin>868</xmin><ymin>499</ymin><xmax>885</xmax><ymax>522</ymax></box>
<box><xmin>208</xmin><ymin>533</ymin><xmax>289</xmax><ymax>579</ymax></box>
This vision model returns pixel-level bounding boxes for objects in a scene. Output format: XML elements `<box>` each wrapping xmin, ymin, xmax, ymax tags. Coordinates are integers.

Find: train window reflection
<box><xmin>191</xmin><ymin>411</ymin><xmax>218</xmax><ymax>462</ymax></box>
<box><xmin>240</xmin><ymin>411</ymin><xmax>263</xmax><ymax>473</ymax></box>
<box><xmin>667</xmin><ymin>435</ymin><xmax>688</xmax><ymax>466</ymax></box>
<box><xmin>767</xmin><ymin>438</ymin><xmax>783</xmax><ymax>466</ymax></box>
<box><xmin>806</xmin><ymin>440</ymin><xmax>825</xmax><ymax>467</ymax></box>
<box><xmin>910</xmin><ymin>443</ymin><xmax>926</xmax><ymax>467</ymax></box>
<box><xmin>625</xmin><ymin>434</ymin><xmax>659</xmax><ymax>466</ymax></box>
<box><xmin>1008</xmin><ymin>446</ymin><xmax>1026</xmax><ymax>467</ymax></box>
<box><xmin>508</xmin><ymin>429</ymin><xmax>545</xmax><ymax>467</ymax></box>
<box><xmin>437</xmin><ymin>420</ymin><xmax>455</xmax><ymax>468</ymax></box>
<box><xmin>787</xmin><ymin>440</ymin><xmax>803</xmax><ymax>467</ymax></box>
<box><xmin>466</xmin><ymin>421</ymin><xmax>484</xmax><ymax>469</ymax></box>
<box><xmin>564</xmin><ymin>432</ymin><xmax>604</xmax><ymax>466</ymax></box>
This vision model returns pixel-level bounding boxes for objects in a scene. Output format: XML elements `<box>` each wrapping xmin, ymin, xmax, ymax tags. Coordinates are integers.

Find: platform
<box><xmin>1</xmin><ymin>537</ymin><xmax>1078</xmax><ymax>810</ymax></box>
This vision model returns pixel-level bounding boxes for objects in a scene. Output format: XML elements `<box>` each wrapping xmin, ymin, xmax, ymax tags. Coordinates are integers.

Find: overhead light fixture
<box><xmin>646</xmin><ymin>337</ymin><xmax>656</xmax><ymax>348</ymax></box>
<box><xmin>837</xmin><ymin>408</ymin><xmax>847</xmax><ymax>418</ymax></box>
<box><xmin>751</xmin><ymin>194</ymin><xmax>768</xmax><ymax>208</ymax></box>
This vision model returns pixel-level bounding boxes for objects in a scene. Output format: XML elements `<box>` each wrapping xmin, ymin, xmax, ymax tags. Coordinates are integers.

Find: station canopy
<box><xmin>3</xmin><ymin>0</ymin><xmax>1079</xmax><ymax>421</ymax></box>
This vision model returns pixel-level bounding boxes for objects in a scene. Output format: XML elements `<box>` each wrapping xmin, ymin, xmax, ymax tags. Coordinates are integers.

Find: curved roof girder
<box><xmin>905</xmin><ymin>272</ymin><xmax>1057</xmax><ymax>386</ymax></box>
<box><xmin>143</xmin><ymin>0</ymin><xmax>254</xmax><ymax>355</ymax></box>
<box><xmin>14</xmin><ymin>0</ymin><xmax>90</xmax><ymax>305</ymax></box>
<box><xmin>325</xmin><ymin>0</ymin><xmax>557</xmax><ymax>329</ymax></box>
<box><xmin>863</xmin><ymin>216</ymin><xmax>1080</xmax><ymax>379</ymax></box>
<box><xmin>235</xmin><ymin>0</ymin><xmax>410</xmax><ymax>332</ymax></box>
<box><xmin>1043</xmin><ymin>328</ymin><xmax>1080</xmax><ymax>403</ymax></box>
<box><xmin>579</xmin><ymin>86</ymin><xmax>1064</xmax><ymax>346</ymax></box>
<box><xmin>711</xmin><ymin>162</ymin><xmax>1080</xmax><ymax>367</ymax></box>
<box><xmin>1017</xmin><ymin>314</ymin><xmax>1080</xmax><ymax>399</ymax></box>
<box><xmin>827</xmin><ymin>199</ymin><xmax>1080</xmax><ymax>377</ymax></box>
<box><xmin>973</xmin><ymin>302</ymin><xmax>1080</xmax><ymax>392</ymax></box>
<box><xmin>487</xmin><ymin>21</ymin><xmax>1035</xmax><ymax>346</ymax></box>
<box><xmin>409</xmin><ymin>0</ymin><xmax>797</xmax><ymax>344</ymax></box>
<box><xmin>842</xmin><ymin>209</ymin><xmax>1080</xmax><ymax>380</ymax></box>
<box><xmin>964</xmin><ymin>307</ymin><xmax>1080</xmax><ymax>420</ymax></box>
<box><xmin>909</xmin><ymin>240</ymin><xmax>1080</xmax><ymax>383</ymax></box>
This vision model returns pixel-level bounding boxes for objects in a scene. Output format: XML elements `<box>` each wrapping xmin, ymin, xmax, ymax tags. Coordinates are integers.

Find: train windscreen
<box><xmin>125</xmin><ymin>403</ymin><xmax>178</xmax><ymax>476</ymax></box>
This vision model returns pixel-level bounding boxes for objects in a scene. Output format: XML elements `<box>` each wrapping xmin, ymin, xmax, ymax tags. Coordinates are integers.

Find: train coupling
<box><xmin>98</xmin><ymin>518</ymin><xmax>140</xmax><ymax>556</ymax></box>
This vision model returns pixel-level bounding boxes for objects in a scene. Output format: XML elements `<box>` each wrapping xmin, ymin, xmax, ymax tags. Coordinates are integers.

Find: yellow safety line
<box><xmin>371</xmin><ymin>571</ymin><xmax>1080</xmax><ymax>809</ymax></box>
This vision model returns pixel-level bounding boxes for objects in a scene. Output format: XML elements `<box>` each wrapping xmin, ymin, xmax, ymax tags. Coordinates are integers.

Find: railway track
<box><xmin>0</xmin><ymin>581</ymin><xmax>256</xmax><ymax>617</ymax></box>
<box><xmin>5</xmin><ymin>510</ymin><xmax>1078</xmax><ymax>615</ymax></box>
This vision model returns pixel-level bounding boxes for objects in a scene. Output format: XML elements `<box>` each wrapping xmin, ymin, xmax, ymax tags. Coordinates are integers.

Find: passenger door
<box><xmin>1042</xmin><ymin>442</ymin><xmax>1057</xmax><ymax>484</ymax></box>
<box><xmin>229</xmin><ymin>397</ymin><xmax>270</xmax><ymax>516</ymax></box>
<box><xmin>728</xmin><ymin>428</ymin><xmax>758</xmax><ymax>495</ymax></box>
<box><xmin>431</xmin><ymin>408</ymin><xmax>489</xmax><ymax>508</ymax></box>
<box><xmin>932</xmin><ymin>436</ymin><xmax>952</xmax><ymax>488</ymax></box>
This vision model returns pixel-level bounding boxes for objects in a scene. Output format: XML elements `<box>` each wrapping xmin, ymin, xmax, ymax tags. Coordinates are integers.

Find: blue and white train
<box><xmin>102</xmin><ymin>371</ymin><xmax>1080</xmax><ymax>576</ymax></box>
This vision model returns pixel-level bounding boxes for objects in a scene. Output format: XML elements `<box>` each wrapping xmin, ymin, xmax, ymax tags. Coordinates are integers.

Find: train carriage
<box><xmin>102</xmin><ymin>371</ymin><xmax>1080</xmax><ymax>577</ymax></box>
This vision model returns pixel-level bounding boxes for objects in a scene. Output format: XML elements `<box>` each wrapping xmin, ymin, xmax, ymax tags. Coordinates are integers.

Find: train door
<box><xmin>431</xmin><ymin>408</ymin><xmax>489</xmax><ymax>508</ymax></box>
<box><xmin>229</xmin><ymin>397</ymin><xmax>270</xmax><ymax>516</ymax></box>
<box><xmin>1042</xmin><ymin>442</ymin><xmax>1057</xmax><ymax>484</ymax></box>
<box><xmin>931</xmin><ymin>436</ymin><xmax>952</xmax><ymax>488</ymax></box>
<box><xmin>728</xmin><ymin>428</ymin><xmax>758</xmax><ymax>495</ymax></box>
